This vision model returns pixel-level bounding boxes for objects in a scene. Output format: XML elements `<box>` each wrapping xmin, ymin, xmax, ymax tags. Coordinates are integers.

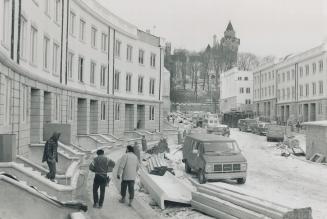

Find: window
<box><xmin>299</xmin><ymin>67</ymin><xmax>303</xmax><ymax>77</ymax></box>
<box><xmin>318</xmin><ymin>103</ymin><xmax>323</xmax><ymax>114</ymax></box>
<box><xmin>78</xmin><ymin>56</ymin><xmax>84</xmax><ymax>82</ymax></box>
<box><xmin>101</xmin><ymin>33</ymin><xmax>107</xmax><ymax>52</ymax></box>
<box><xmin>115</xmin><ymin>40</ymin><xmax>121</xmax><ymax>57</ymax></box>
<box><xmin>272</xmin><ymin>86</ymin><xmax>274</xmax><ymax>96</ymax></box>
<box><xmin>69</xmin><ymin>11</ymin><xmax>76</xmax><ymax>35</ymax></box>
<box><xmin>21</xmin><ymin>85</ymin><xmax>28</xmax><ymax>123</ymax></box>
<box><xmin>264</xmin><ymin>88</ymin><xmax>267</xmax><ymax>97</ymax></box>
<box><xmin>149</xmin><ymin>106</ymin><xmax>155</xmax><ymax>120</ymax></box>
<box><xmin>149</xmin><ymin>79</ymin><xmax>155</xmax><ymax>95</ymax></box>
<box><xmin>20</xmin><ymin>16</ymin><xmax>27</xmax><ymax>59</ymax></box>
<box><xmin>244</xmin><ymin>77</ymin><xmax>248</xmax><ymax>81</ymax></box>
<box><xmin>91</xmin><ymin>27</ymin><xmax>97</xmax><ymax>48</ymax></box>
<box><xmin>292</xmin><ymin>86</ymin><xmax>295</xmax><ymax>99</ymax></box>
<box><xmin>287</xmin><ymin>71</ymin><xmax>290</xmax><ymax>81</ymax></box>
<box><xmin>101</xmin><ymin>101</ymin><xmax>106</xmax><ymax>120</ymax></box>
<box><xmin>67</xmin><ymin>96</ymin><xmax>73</xmax><ymax>121</ymax></box>
<box><xmin>4</xmin><ymin>77</ymin><xmax>11</xmax><ymax>125</ymax></box>
<box><xmin>54</xmin><ymin>0</ymin><xmax>61</xmax><ymax>24</ymax></box>
<box><xmin>272</xmin><ymin>72</ymin><xmax>274</xmax><ymax>79</ymax></box>
<box><xmin>2</xmin><ymin>0</ymin><xmax>10</xmax><ymax>48</ymax></box>
<box><xmin>90</xmin><ymin>62</ymin><xmax>96</xmax><ymax>84</ymax></box>
<box><xmin>126</xmin><ymin>74</ymin><xmax>132</xmax><ymax>92</ymax></box>
<box><xmin>319</xmin><ymin>60</ymin><xmax>323</xmax><ymax>72</ymax></box>
<box><xmin>312</xmin><ymin>63</ymin><xmax>316</xmax><ymax>73</ymax></box>
<box><xmin>79</xmin><ymin>19</ymin><xmax>85</xmax><ymax>41</ymax></box>
<box><xmin>45</xmin><ymin>0</ymin><xmax>50</xmax><ymax>15</ymax></box>
<box><xmin>312</xmin><ymin>82</ymin><xmax>316</xmax><ymax>95</ymax></box>
<box><xmin>282</xmin><ymin>72</ymin><xmax>285</xmax><ymax>82</ymax></box>
<box><xmin>138</xmin><ymin>76</ymin><xmax>144</xmax><ymax>93</ymax></box>
<box><xmin>286</xmin><ymin>87</ymin><xmax>289</xmax><ymax>99</ymax></box>
<box><xmin>54</xmin><ymin>94</ymin><xmax>60</xmax><ymax>121</ymax></box>
<box><xmin>114</xmin><ymin>103</ymin><xmax>120</xmax><ymax>120</ymax></box>
<box><xmin>246</xmin><ymin>88</ymin><xmax>250</xmax><ymax>94</ymax></box>
<box><xmin>282</xmin><ymin>89</ymin><xmax>285</xmax><ymax>100</ymax></box>
<box><xmin>268</xmin><ymin>86</ymin><xmax>271</xmax><ymax>96</ymax></box>
<box><xmin>30</xmin><ymin>26</ymin><xmax>38</xmax><ymax>65</ymax></box>
<box><xmin>67</xmin><ymin>52</ymin><xmax>73</xmax><ymax>79</ymax></box>
<box><xmin>239</xmin><ymin>87</ymin><xmax>244</xmax><ymax>94</ymax></box>
<box><xmin>52</xmin><ymin>43</ymin><xmax>60</xmax><ymax>75</ymax></box>
<box><xmin>319</xmin><ymin>81</ymin><xmax>323</xmax><ymax>94</ymax></box>
<box><xmin>150</xmin><ymin>53</ymin><xmax>156</xmax><ymax>67</ymax></box>
<box><xmin>100</xmin><ymin>65</ymin><xmax>106</xmax><ymax>87</ymax></box>
<box><xmin>305</xmin><ymin>65</ymin><xmax>309</xmax><ymax>75</ymax></box>
<box><xmin>126</xmin><ymin>45</ymin><xmax>133</xmax><ymax>62</ymax></box>
<box><xmin>43</xmin><ymin>36</ymin><xmax>50</xmax><ymax>70</ymax></box>
<box><xmin>114</xmin><ymin>70</ymin><xmax>120</xmax><ymax>90</ymax></box>
<box><xmin>245</xmin><ymin>99</ymin><xmax>251</xmax><ymax>104</ymax></box>
<box><xmin>277</xmin><ymin>89</ymin><xmax>280</xmax><ymax>100</ymax></box>
<box><xmin>238</xmin><ymin>77</ymin><xmax>242</xmax><ymax>81</ymax></box>
<box><xmin>299</xmin><ymin>85</ymin><xmax>303</xmax><ymax>97</ymax></box>
<box><xmin>305</xmin><ymin>84</ymin><xmax>309</xmax><ymax>97</ymax></box>
<box><xmin>139</xmin><ymin>49</ymin><xmax>144</xmax><ymax>64</ymax></box>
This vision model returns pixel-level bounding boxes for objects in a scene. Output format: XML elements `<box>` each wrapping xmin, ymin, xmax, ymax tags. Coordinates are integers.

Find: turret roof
<box><xmin>226</xmin><ymin>21</ymin><xmax>234</xmax><ymax>31</ymax></box>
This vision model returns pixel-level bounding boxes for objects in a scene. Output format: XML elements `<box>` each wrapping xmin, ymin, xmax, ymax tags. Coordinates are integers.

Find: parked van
<box><xmin>238</xmin><ymin>118</ymin><xmax>257</xmax><ymax>132</ymax></box>
<box><xmin>182</xmin><ymin>134</ymin><xmax>247</xmax><ymax>184</ymax></box>
<box><xmin>266</xmin><ymin>125</ymin><xmax>285</xmax><ymax>142</ymax></box>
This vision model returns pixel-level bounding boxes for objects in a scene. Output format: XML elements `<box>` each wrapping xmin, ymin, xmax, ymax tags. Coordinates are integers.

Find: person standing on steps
<box><xmin>141</xmin><ymin>135</ymin><xmax>147</xmax><ymax>152</ymax></box>
<box><xmin>42</xmin><ymin>132</ymin><xmax>60</xmax><ymax>182</ymax></box>
<box><xmin>117</xmin><ymin>145</ymin><xmax>139</xmax><ymax>206</ymax></box>
<box><xmin>89</xmin><ymin>149</ymin><xmax>115</xmax><ymax>209</ymax></box>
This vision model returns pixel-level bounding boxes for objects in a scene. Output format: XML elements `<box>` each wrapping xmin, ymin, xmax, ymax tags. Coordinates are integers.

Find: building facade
<box><xmin>253</xmin><ymin>42</ymin><xmax>327</xmax><ymax>123</ymax></box>
<box><xmin>0</xmin><ymin>0</ymin><xmax>166</xmax><ymax>156</ymax></box>
<box><xmin>220</xmin><ymin>67</ymin><xmax>253</xmax><ymax>113</ymax></box>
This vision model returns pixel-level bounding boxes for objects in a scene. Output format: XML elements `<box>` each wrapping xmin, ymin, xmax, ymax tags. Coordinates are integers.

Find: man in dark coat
<box><xmin>89</xmin><ymin>149</ymin><xmax>115</xmax><ymax>208</ymax></box>
<box><xmin>42</xmin><ymin>132</ymin><xmax>60</xmax><ymax>182</ymax></box>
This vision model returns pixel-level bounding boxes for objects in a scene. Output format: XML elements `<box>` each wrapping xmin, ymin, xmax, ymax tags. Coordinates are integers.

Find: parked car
<box><xmin>238</xmin><ymin>119</ymin><xmax>258</xmax><ymax>132</ymax></box>
<box><xmin>266</xmin><ymin>125</ymin><xmax>285</xmax><ymax>142</ymax></box>
<box><xmin>182</xmin><ymin>134</ymin><xmax>247</xmax><ymax>184</ymax></box>
<box><xmin>207</xmin><ymin>124</ymin><xmax>230</xmax><ymax>137</ymax></box>
<box><xmin>251</xmin><ymin>122</ymin><xmax>269</xmax><ymax>135</ymax></box>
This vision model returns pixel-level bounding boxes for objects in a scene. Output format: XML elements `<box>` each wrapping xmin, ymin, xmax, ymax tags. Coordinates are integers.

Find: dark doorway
<box><xmin>30</xmin><ymin>89</ymin><xmax>42</xmax><ymax>143</ymax></box>
<box><xmin>89</xmin><ymin>100</ymin><xmax>98</xmax><ymax>134</ymax></box>
<box><xmin>77</xmin><ymin>98</ymin><xmax>88</xmax><ymax>134</ymax></box>
<box><xmin>137</xmin><ymin>105</ymin><xmax>145</xmax><ymax>129</ymax></box>
<box><xmin>125</xmin><ymin>104</ymin><xmax>134</xmax><ymax>131</ymax></box>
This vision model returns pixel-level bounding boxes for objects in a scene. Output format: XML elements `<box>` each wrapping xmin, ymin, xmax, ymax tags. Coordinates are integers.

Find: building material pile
<box><xmin>191</xmin><ymin>183</ymin><xmax>312</xmax><ymax>219</ymax></box>
<box><xmin>146</xmin><ymin>153</ymin><xmax>174</xmax><ymax>176</ymax></box>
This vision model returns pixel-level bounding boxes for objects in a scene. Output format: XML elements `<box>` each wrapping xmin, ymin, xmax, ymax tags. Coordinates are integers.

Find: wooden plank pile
<box><xmin>191</xmin><ymin>183</ymin><xmax>312</xmax><ymax>219</ymax></box>
<box><xmin>146</xmin><ymin>154</ymin><xmax>174</xmax><ymax>176</ymax></box>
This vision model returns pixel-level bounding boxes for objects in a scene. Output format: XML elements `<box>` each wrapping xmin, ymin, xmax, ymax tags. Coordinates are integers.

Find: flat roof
<box><xmin>187</xmin><ymin>134</ymin><xmax>234</xmax><ymax>142</ymax></box>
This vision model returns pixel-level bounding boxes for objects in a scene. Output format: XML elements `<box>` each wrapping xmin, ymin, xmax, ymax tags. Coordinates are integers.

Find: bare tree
<box><xmin>189</xmin><ymin>54</ymin><xmax>202</xmax><ymax>101</ymax></box>
<box><xmin>237</xmin><ymin>52</ymin><xmax>260</xmax><ymax>71</ymax></box>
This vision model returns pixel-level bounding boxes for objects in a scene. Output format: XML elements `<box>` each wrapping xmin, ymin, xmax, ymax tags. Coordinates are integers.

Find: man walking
<box><xmin>89</xmin><ymin>149</ymin><xmax>115</xmax><ymax>208</ymax></box>
<box><xmin>42</xmin><ymin>132</ymin><xmax>60</xmax><ymax>182</ymax></box>
<box><xmin>141</xmin><ymin>135</ymin><xmax>147</xmax><ymax>152</ymax></box>
<box><xmin>117</xmin><ymin>145</ymin><xmax>139</xmax><ymax>206</ymax></box>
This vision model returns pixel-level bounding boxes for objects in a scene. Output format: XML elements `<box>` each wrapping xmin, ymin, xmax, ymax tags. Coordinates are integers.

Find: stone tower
<box><xmin>220</xmin><ymin>21</ymin><xmax>240</xmax><ymax>70</ymax></box>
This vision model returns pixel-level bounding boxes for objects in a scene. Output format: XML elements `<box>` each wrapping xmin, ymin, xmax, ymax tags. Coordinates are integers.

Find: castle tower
<box><xmin>220</xmin><ymin>21</ymin><xmax>240</xmax><ymax>69</ymax></box>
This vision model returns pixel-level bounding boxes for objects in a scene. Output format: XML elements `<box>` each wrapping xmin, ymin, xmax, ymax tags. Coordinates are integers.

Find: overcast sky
<box><xmin>98</xmin><ymin>0</ymin><xmax>327</xmax><ymax>57</ymax></box>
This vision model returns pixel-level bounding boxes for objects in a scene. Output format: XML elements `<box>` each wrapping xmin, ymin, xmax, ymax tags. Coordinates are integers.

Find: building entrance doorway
<box><xmin>89</xmin><ymin>100</ymin><xmax>98</xmax><ymax>134</ymax></box>
<box><xmin>125</xmin><ymin>104</ymin><xmax>134</xmax><ymax>131</ymax></box>
<box><xmin>137</xmin><ymin>105</ymin><xmax>145</xmax><ymax>129</ymax></box>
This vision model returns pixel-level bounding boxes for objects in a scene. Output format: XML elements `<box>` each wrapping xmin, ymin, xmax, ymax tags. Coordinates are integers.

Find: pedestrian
<box><xmin>172</xmin><ymin>117</ymin><xmax>175</xmax><ymax>124</ymax></box>
<box><xmin>162</xmin><ymin>137</ymin><xmax>169</xmax><ymax>153</ymax></box>
<box><xmin>89</xmin><ymin>149</ymin><xmax>115</xmax><ymax>208</ymax></box>
<box><xmin>133</xmin><ymin>141</ymin><xmax>141</xmax><ymax>161</ymax></box>
<box><xmin>117</xmin><ymin>145</ymin><xmax>139</xmax><ymax>206</ymax></box>
<box><xmin>42</xmin><ymin>132</ymin><xmax>60</xmax><ymax>182</ymax></box>
<box><xmin>141</xmin><ymin>135</ymin><xmax>147</xmax><ymax>152</ymax></box>
<box><xmin>296</xmin><ymin>121</ymin><xmax>300</xmax><ymax>133</ymax></box>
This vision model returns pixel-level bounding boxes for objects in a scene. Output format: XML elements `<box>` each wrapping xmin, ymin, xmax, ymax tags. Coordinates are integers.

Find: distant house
<box><xmin>303</xmin><ymin>121</ymin><xmax>327</xmax><ymax>161</ymax></box>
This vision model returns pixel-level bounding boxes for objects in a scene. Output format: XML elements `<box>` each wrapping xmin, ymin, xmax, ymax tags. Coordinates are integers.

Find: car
<box><xmin>251</xmin><ymin>122</ymin><xmax>269</xmax><ymax>135</ymax></box>
<box><xmin>207</xmin><ymin>124</ymin><xmax>230</xmax><ymax>137</ymax></box>
<box><xmin>266</xmin><ymin>124</ymin><xmax>285</xmax><ymax>142</ymax></box>
<box><xmin>182</xmin><ymin>134</ymin><xmax>247</xmax><ymax>184</ymax></box>
<box><xmin>238</xmin><ymin>118</ymin><xmax>258</xmax><ymax>132</ymax></box>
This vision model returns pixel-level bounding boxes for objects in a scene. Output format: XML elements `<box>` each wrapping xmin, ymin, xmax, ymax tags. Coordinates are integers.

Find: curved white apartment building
<box><xmin>0</xmin><ymin>0</ymin><xmax>165</xmax><ymax>156</ymax></box>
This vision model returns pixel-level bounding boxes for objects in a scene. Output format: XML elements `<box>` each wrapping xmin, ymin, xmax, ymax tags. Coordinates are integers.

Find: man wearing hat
<box><xmin>89</xmin><ymin>149</ymin><xmax>115</xmax><ymax>208</ymax></box>
<box><xmin>117</xmin><ymin>145</ymin><xmax>139</xmax><ymax>206</ymax></box>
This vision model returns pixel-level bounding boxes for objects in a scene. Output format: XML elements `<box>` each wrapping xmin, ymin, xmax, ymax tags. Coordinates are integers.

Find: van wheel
<box><xmin>237</xmin><ymin>178</ymin><xmax>246</xmax><ymax>184</ymax></box>
<box><xmin>185</xmin><ymin>161</ymin><xmax>191</xmax><ymax>173</ymax></box>
<box><xmin>198</xmin><ymin>169</ymin><xmax>207</xmax><ymax>184</ymax></box>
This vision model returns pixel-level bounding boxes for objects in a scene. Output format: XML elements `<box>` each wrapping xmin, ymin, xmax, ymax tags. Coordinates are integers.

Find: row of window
<box><xmin>237</xmin><ymin>76</ymin><xmax>249</xmax><ymax>81</ymax></box>
<box><xmin>254</xmin><ymin>71</ymin><xmax>275</xmax><ymax>85</ymax></box>
<box><xmin>115</xmin><ymin>40</ymin><xmax>156</xmax><ymax>68</ymax></box>
<box><xmin>298</xmin><ymin>103</ymin><xmax>324</xmax><ymax>115</ymax></box>
<box><xmin>239</xmin><ymin>87</ymin><xmax>251</xmax><ymax>94</ymax></box>
<box><xmin>277</xmin><ymin>81</ymin><xmax>324</xmax><ymax>100</ymax></box>
<box><xmin>114</xmin><ymin>104</ymin><xmax>155</xmax><ymax>121</ymax></box>
<box><xmin>245</xmin><ymin>99</ymin><xmax>251</xmax><ymax>104</ymax></box>
<box><xmin>114</xmin><ymin>71</ymin><xmax>156</xmax><ymax>95</ymax></box>
<box><xmin>254</xmin><ymin>86</ymin><xmax>275</xmax><ymax>99</ymax></box>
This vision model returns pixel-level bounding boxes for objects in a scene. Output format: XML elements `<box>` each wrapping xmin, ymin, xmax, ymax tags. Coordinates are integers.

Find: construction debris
<box><xmin>146</xmin><ymin>153</ymin><xmax>174</xmax><ymax>176</ymax></box>
<box><xmin>191</xmin><ymin>183</ymin><xmax>312</xmax><ymax>219</ymax></box>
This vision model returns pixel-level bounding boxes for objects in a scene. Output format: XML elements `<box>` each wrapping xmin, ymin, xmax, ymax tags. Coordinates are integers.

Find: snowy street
<box><xmin>209</xmin><ymin>129</ymin><xmax>327</xmax><ymax>219</ymax></box>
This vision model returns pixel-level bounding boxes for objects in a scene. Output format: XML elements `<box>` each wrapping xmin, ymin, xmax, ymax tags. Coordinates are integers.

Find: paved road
<box><xmin>85</xmin><ymin>147</ymin><xmax>142</xmax><ymax>219</ymax></box>
<box><xmin>209</xmin><ymin>129</ymin><xmax>327</xmax><ymax>219</ymax></box>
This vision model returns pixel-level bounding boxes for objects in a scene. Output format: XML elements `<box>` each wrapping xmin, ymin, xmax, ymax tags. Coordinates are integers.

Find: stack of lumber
<box><xmin>191</xmin><ymin>183</ymin><xmax>312</xmax><ymax>219</ymax></box>
<box><xmin>146</xmin><ymin>154</ymin><xmax>174</xmax><ymax>176</ymax></box>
